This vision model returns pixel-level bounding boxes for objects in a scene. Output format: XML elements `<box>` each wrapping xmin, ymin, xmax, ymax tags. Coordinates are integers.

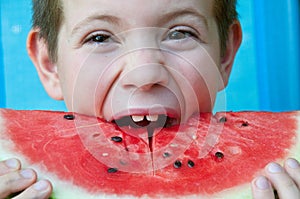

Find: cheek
<box><xmin>57</xmin><ymin>49</ymin><xmax>120</xmax><ymax>115</ymax></box>
<box><xmin>167</xmin><ymin>48</ymin><xmax>222</xmax><ymax>112</ymax></box>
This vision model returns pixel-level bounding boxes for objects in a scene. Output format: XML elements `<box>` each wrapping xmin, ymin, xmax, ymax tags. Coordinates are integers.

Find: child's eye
<box><xmin>84</xmin><ymin>32</ymin><xmax>114</xmax><ymax>44</ymax></box>
<box><xmin>81</xmin><ymin>31</ymin><xmax>120</xmax><ymax>52</ymax></box>
<box><xmin>91</xmin><ymin>34</ymin><xmax>111</xmax><ymax>43</ymax></box>
<box><xmin>165</xmin><ymin>28</ymin><xmax>199</xmax><ymax>41</ymax></box>
<box><xmin>167</xmin><ymin>30</ymin><xmax>191</xmax><ymax>40</ymax></box>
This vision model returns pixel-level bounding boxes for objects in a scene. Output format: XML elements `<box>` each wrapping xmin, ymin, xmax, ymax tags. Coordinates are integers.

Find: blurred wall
<box><xmin>215</xmin><ymin>0</ymin><xmax>300</xmax><ymax>112</ymax></box>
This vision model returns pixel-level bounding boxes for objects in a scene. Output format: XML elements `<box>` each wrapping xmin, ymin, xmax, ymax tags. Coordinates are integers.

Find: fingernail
<box><xmin>20</xmin><ymin>169</ymin><xmax>34</xmax><ymax>179</ymax></box>
<box><xmin>255</xmin><ymin>176</ymin><xmax>271</xmax><ymax>190</ymax></box>
<box><xmin>268</xmin><ymin>162</ymin><xmax>283</xmax><ymax>173</ymax></box>
<box><xmin>287</xmin><ymin>158</ymin><xmax>300</xmax><ymax>169</ymax></box>
<box><xmin>5</xmin><ymin>158</ymin><xmax>19</xmax><ymax>169</ymax></box>
<box><xmin>34</xmin><ymin>180</ymin><xmax>49</xmax><ymax>191</ymax></box>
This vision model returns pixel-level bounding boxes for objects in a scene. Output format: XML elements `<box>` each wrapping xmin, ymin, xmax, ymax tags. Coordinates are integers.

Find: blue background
<box><xmin>0</xmin><ymin>1</ymin><xmax>299</xmax><ymax>112</ymax></box>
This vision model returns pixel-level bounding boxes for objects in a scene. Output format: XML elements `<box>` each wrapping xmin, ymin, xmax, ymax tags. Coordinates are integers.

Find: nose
<box><xmin>121</xmin><ymin>48</ymin><xmax>169</xmax><ymax>91</ymax></box>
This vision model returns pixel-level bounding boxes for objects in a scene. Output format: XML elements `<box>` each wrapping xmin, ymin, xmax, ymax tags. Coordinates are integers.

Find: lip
<box><xmin>109</xmin><ymin>107</ymin><xmax>181</xmax><ymax>122</ymax></box>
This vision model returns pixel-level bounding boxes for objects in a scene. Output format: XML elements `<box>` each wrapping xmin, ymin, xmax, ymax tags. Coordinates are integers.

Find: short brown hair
<box><xmin>31</xmin><ymin>0</ymin><xmax>238</xmax><ymax>62</ymax></box>
<box><xmin>32</xmin><ymin>0</ymin><xmax>63</xmax><ymax>63</ymax></box>
<box><xmin>214</xmin><ymin>0</ymin><xmax>238</xmax><ymax>56</ymax></box>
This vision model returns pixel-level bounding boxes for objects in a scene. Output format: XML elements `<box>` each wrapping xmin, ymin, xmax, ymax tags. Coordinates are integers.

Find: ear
<box><xmin>27</xmin><ymin>29</ymin><xmax>63</xmax><ymax>100</ymax></box>
<box><xmin>218</xmin><ymin>20</ymin><xmax>242</xmax><ymax>90</ymax></box>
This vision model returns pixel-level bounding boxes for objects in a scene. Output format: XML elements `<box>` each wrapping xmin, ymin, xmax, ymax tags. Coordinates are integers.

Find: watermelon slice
<box><xmin>0</xmin><ymin>109</ymin><xmax>299</xmax><ymax>198</ymax></box>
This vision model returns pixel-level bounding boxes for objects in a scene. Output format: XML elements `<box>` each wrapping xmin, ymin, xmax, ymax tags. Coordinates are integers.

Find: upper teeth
<box><xmin>131</xmin><ymin>115</ymin><xmax>159</xmax><ymax>122</ymax></box>
<box><xmin>131</xmin><ymin>115</ymin><xmax>144</xmax><ymax>122</ymax></box>
<box><xmin>146</xmin><ymin>115</ymin><xmax>159</xmax><ymax>122</ymax></box>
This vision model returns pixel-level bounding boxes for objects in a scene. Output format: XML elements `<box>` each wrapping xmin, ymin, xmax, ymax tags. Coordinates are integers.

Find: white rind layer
<box><xmin>0</xmin><ymin>111</ymin><xmax>299</xmax><ymax>199</ymax></box>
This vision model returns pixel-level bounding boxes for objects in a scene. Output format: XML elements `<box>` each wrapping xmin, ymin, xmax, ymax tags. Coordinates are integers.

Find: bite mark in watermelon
<box><xmin>0</xmin><ymin>109</ymin><xmax>299</xmax><ymax>198</ymax></box>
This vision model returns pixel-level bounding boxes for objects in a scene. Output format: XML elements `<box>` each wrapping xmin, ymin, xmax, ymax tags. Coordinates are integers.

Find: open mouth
<box><xmin>113</xmin><ymin>114</ymin><xmax>179</xmax><ymax>129</ymax></box>
<box><xmin>112</xmin><ymin>114</ymin><xmax>179</xmax><ymax>153</ymax></box>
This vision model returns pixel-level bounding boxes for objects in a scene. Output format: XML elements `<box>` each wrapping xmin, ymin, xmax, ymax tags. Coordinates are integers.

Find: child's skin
<box><xmin>0</xmin><ymin>0</ymin><xmax>299</xmax><ymax>198</ymax></box>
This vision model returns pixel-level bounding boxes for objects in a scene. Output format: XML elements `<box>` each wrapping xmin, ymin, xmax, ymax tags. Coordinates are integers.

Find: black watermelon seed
<box><xmin>187</xmin><ymin>160</ymin><xmax>195</xmax><ymax>168</ymax></box>
<box><xmin>242</xmin><ymin>122</ymin><xmax>249</xmax><ymax>127</ymax></box>
<box><xmin>108</xmin><ymin>168</ymin><xmax>118</xmax><ymax>173</ymax></box>
<box><xmin>215</xmin><ymin>152</ymin><xmax>224</xmax><ymax>159</ymax></box>
<box><xmin>163</xmin><ymin>152</ymin><xmax>171</xmax><ymax>158</ymax></box>
<box><xmin>174</xmin><ymin>160</ymin><xmax>182</xmax><ymax>169</ymax></box>
<box><xmin>219</xmin><ymin>116</ymin><xmax>227</xmax><ymax>123</ymax></box>
<box><xmin>64</xmin><ymin>114</ymin><xmax>75</xmax><ymax>120</ymax></box>
<box><xmin>111</xmin><ymin>136</ymin><xmax>123</xmax><ymax>143</ymax></box>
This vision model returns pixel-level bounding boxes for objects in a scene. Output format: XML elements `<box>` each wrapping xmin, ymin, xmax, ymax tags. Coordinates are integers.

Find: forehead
<box><xmin>61</xmin><ymin>0</ymin><xmax>214</xmax><ymax>27</ymax></box>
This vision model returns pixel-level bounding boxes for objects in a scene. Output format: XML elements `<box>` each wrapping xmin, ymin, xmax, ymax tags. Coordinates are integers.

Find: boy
<box><xmin>0</xmin><ymin>0</ymin><xmax>299</xmax><ymax>198</ymax></box>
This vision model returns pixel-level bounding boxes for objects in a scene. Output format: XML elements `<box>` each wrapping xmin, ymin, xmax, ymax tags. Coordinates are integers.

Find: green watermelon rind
<box><xmin>0</xmin><ymin>111</ymin><xmax>299</xmax><ymax>199</ymax></box>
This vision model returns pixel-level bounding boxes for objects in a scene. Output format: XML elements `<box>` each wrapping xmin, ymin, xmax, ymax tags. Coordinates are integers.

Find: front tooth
<box><xmin>131</xmin><ymin>115</ymin><xmax>145</xmax><ymax>122</ymax></box>
<box><xmin>146</xmin><ymin>115</ymin><xmax>159</xmax><ymax>122</ymax></box>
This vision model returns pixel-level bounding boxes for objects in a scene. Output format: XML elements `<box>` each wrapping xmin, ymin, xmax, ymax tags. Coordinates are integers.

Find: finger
<box><xmin>251</xmin><ymin>175</ymin><xmax>275</xmax><ymax>199</ymax></box>
<box><xmin>265</xmin><ymin>162</ymin><xmax>300</xmax><ymax>199</ymax></box>
<box><xmin>284</xmin><ymin>158</ymin><xmax>300</xmax><ymax>189</ymax></box>
<box><xmin>13</xmin><ymin>180</ymin><xmax>53</xmax><ymax>199</ymax></box>
<box><xmin>0</xmin><ymin>169</ymin><xmax>37</xmax><ymax>198</ymax></box>
<box><xmin>0</xmin><ymin>159</ymin><xmax>21</xmax><ymax>175</ymax></box>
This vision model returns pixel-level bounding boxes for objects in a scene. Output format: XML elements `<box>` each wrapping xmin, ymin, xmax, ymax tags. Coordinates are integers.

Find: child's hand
<box><xmin>0</xmin><ymin>158</ymin><xmax>52</xmax><ymax>199</ymax></box>
<box><xmin>251</xmin><ymin>158</ymin><xmax>300</xmax><ymax>199</ymax></box>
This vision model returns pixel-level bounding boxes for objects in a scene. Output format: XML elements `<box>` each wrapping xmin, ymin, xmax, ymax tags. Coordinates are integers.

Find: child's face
<box><xmin>33</xmin><ymin>0</ymin><xmax>239</xmax><ymax>124</ymax></box>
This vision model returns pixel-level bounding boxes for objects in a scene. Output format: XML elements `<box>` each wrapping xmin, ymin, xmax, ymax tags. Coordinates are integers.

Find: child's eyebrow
<box><xmin>159</xmin><ymin>8</ymin><xmax>208</xmax><ymax>29</ymax></box>
<box><xmin>71</xmin><ymin>14</ymin><xmax>121</xmax><ymax>36</ymax></box>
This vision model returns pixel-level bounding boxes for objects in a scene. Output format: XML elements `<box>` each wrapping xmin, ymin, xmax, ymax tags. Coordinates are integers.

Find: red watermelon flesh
<box><xmin>0</xmin><ymin>109</ymin><xmax>299</xmax><ymax>198</ymax></box>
